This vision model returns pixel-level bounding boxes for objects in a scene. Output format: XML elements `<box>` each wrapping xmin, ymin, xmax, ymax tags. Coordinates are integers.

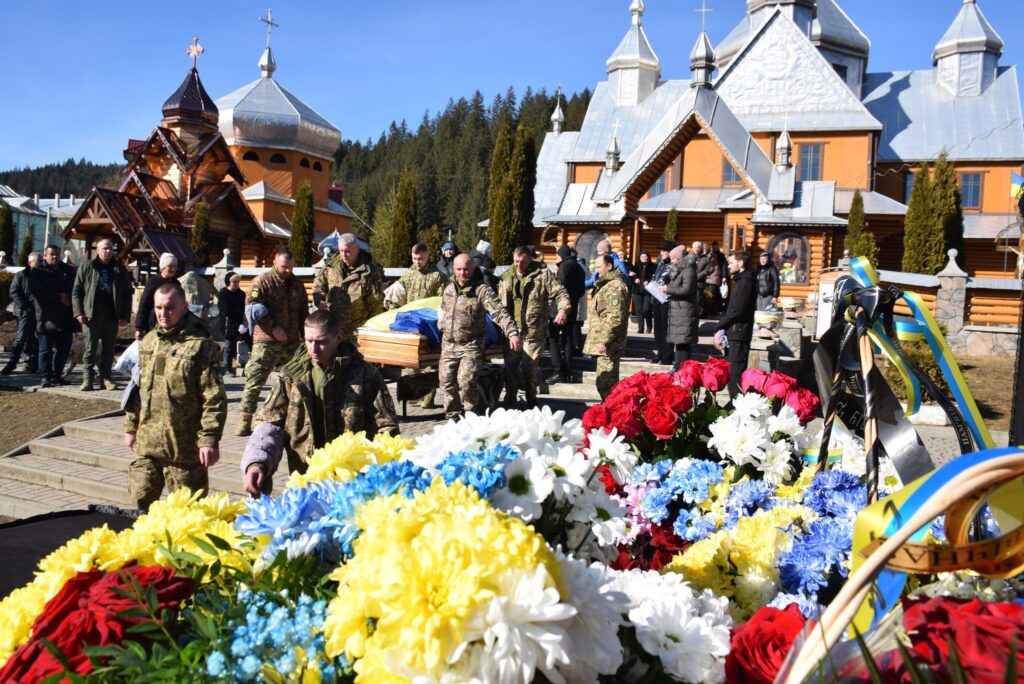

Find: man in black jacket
<box><xmin>42</xmin><ymin>245</ymin><xmax>76</xmax><ymax>380</ymax></box>
<box><xmin>3</xmin><ymin>254</ymin><xmax>38</xmax><ymax>375</ymax></box>
<box><xmin>27</xmin><ymin>253</ymin><xmax>65</xmax><ymax>386</ymax></box>
<box><xmin>547</xmin><ymin>245</ymin><xmax>585</xmax><ymax>383</ymax></box>
<box><xmin>715</xmin><ymin>250</ymin><xmax>756</xmax><ymax>398</ymax></box>
<box><xmin>219</xmin><ymin>272</ymin><xmax>249</xmax><ymax>374</ymax></box>
<box><xmin>72</xmin><ymin>239</ymin><xmax>133</xmax><ymax>391</ymax></box>
<box><xmin>650</xmin><ymin>241</ymin><xmax>674</xmax><ymax>365</ymax></box>
<box><xmin>755</xmin><ymin>252</ymin><xmax>781</xmax><ymax>311</ymax></box>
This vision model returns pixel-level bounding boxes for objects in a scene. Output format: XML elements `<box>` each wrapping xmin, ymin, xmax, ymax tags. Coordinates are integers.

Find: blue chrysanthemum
<box><xmin>720</xmin><ymin>480</ymin><xmax>776</xmax><ymax>528</ymax></box>
<box><xmin>802</xmin><ymin>470</ymin><xmax>866</xmax><ymax>520</ymax></box>
<box><xmin>779</xmin><ymin>517</ymin><xmax>853</xmax><ymax>594</ymax></box>
<box><xmin>437</xmin><ymin>442</ymin><xmax>520</xmax><ymax>498</ymax></box>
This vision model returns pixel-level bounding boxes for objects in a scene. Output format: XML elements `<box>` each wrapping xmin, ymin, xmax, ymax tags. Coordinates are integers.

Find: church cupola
<box><xmin>605</xmin><ymin>131</ymin><xmax>620</xmax><ymax>173</ymax></box>
<box><xmin>777</xmin><ymin>129</ymin><xmax>793</xmax><ymax>168</ymax></box>
<box><xmin>606</xmin><ymin>0</ymin><xmax>661</xmax><ymax>106</ymax></box>
<box><xmin>550</xmin><ymin>87</ymin><xmax>565</xmax><ymax>134</ymax></box>
<box><xmin>689</xmin><ymin>30</ymin><xmax>716</xmax><ymax>88</ymax></box>
<box><xmin>161</xmin><ymin>36</ymin><xmax>219</xmax><ymax>132</ymax></box>
<box><xmin>933</xmin><ymin>0</ymin><xmax>1003</xmax><ymax>97</ymax></box>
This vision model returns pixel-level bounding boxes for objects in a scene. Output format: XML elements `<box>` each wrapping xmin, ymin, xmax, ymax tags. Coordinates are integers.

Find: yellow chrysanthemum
<box><xmin>0</xmin><ymin>583</ymin><xmax>49</xmax><ymax>664</ymax></box>
<box><xmin>776</xmin><ymin>466</ymin><xmax>817</xmax><ymax>502</ymax></box>
<box><xmin>323</xmin><ymin>481</ymin><xmax>556</xmax><ymax>681</ymax></box>
<box><xmin>287</xmin><ymin>432</ymin><xmax>414</xmax><ymax>488</ymax></box>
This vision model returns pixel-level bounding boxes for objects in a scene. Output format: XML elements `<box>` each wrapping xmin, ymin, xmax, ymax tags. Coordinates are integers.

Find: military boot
<box><xmin>80</xmin><ymin>369</ymin><xmax>95</xmax><ymax>392</ymax></box>
<box><xmin>235</xmin><ymin>413</ymin><xmax>253</xmax><ymax>437</ymax></box>
<box><xmin>101</xmin><ymin>377</ymin><xmax>117</xmax><ymax>391</ymax></box>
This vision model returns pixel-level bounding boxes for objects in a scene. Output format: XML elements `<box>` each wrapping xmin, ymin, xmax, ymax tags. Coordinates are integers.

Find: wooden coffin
<box><xmin>356</xmin><ymin>328</ymin><xmax>440</xmax><ymax>369</ymax></box>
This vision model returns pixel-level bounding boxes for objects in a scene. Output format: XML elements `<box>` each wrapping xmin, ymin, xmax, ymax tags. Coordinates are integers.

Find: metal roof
<box><xmin>833</xmin><ymin>189</ymin><xmax>907</xmax><ymax>215</ymax></box>
<box><xmin>532</xmin><ymin>131</ymin><xmax>579</xmax><ymax>226</ymax></box>
<box><xmin>606</xmin><ymin>0</ymin><xmax>660</xmax><ymax>75</ymax></box>
<box><xmin>638</xmin><ymin>187</ymin><xmax>739</xmax><ymax>212</ymax></box>
<box><xmin>862</xmin><ymin>66</ymin><xmax>1024</xmax><ymax>162</ymax></box>
<box><xmin>161</xmin><ymin>68</ymin><xmax>219</xmax><ymax>129</ymax></box>
<box><xmin>242</xmin><ymin>180</ymin><xmax>291</xmax><ymax>202</ymax></box>
<box><xmin>933</xmin><ymin>0</ymin><xmax>1003</xmax><ymax>63</ymax></box>
<box><xmin>143</xmin><ymin>228</ymin><xmax>200</xmax><ymax>263</ymax></box>
<box><xmin>36</xmin><ymin>198</ymin><xmax>85</xmax><ymax>218</ymax></box>
<box><xmin>717</xmin><ymin>188</ymin><xmax>757</xmax><ymax>210</ymax></box>
<box><xmin>962</xmin><ymin>213</ymin><xmax>1019</xmax><ymax>239</ymax></box>
<box><xmin>216</xmin><ymin>54</ymin><xmax>341</xmax><ymax>160</ymax></box>
<box><xmin>260</xmin><ymin>220</ymin><xmax>291</xmax><ymax>238</ymax></box>
<box><xmin>751</xmin><ymin>181</ymin><xmax>846</xmax><ymax>226</ymax></box>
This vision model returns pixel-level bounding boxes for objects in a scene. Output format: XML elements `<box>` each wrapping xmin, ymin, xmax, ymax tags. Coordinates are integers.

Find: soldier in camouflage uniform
<box><xmin>583</xmin><ymin>254</ymin><xmax>630</xmax><ymax>399</ymax></box>
<box><xmin>438</xmin><ymin>254</ymin><xmax>520</xmax><ymax>420</ymax></box>
<box><xmin>393</xmin><ymin>243</ymin><xmax>448</xmax><ymax>409</ymax></box>
<box><xmin>124</xmin><ymin>281</ymin><xmax>226</xmax><ymax>510</ymax></box>
<box><xmin>497</xmin><ymin>246</ymin><xmax>571</xmax><ymax>407</ymax></box>
<box><xmin>313</xmin><ymin>232</ymin><xmax>385</xmax><ymax>341</ymax></box>
<box><xmin>237</xmin><ymin>246</ymin><xmax>309</xmax><ymax>436</ymax></box>
<box><xmin>240</xmin><ymin>310</ymin><xmax>399</xmax><ymax>495</ymax></box>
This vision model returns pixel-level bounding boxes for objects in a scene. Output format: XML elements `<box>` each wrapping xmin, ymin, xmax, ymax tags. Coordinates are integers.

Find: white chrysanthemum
<box><xmin>460</xmin><ymin>566</ymin><xmax>576</xmax><ymax>684</ymax></box>
<box><xmin>768</xmin><ymin>405</ymin><xmax>802</xmax><ymax>437</ymax></box>
<box><xmin>758</xmin><ymin>439</ymin><xmax>794</xmax><ymax>485</ymax></box>
<box><xmin>541</xmin><ymin>445</ymin><xmax>592</xmax><ymax>501</ymax></box>
<box><xmin>554</xmin><ymin>553</ymin><xmax>628</xmax><ymax>682</ymax></box>
<box><xmin>582</xmin><ymin>428</ymin><xmax>638</xmax><ymax>484</ymax></box>
<box><xmin>732</xmin><ymin>392</ymin><xmax>771</xmax><ymax>420</ymax></box>
<box><xmin>631</xmin><ymin>599</ymin><xmax>730</xmax><ymax>684</ymax></box>
<box><xmin>492</xmin><ymin>456</ymin><xmax>555</xmax><ymax>521</ymax></box>
<box><xmin>734</xmin><ymin>569</ymin><xmax>782</xmax><ymax>616</ymax></box>
<box><xmin>517</xmin><ymin>405</ymin><xmax>585</xmax><ymax>454</ymax></box>
<box><xmin>567</xmin><ymin>488</ymin><xmax>627</xmax><ymax>546</ymax></box>
<box><xmin>605</xmin><ymin>567</ymin><xmax>699</xmax><ymax>611</ymax></box>
<box><xmin>709</xmin><ymin>416</ymin><xmax>769</xmax><ymax>466</ymax></box>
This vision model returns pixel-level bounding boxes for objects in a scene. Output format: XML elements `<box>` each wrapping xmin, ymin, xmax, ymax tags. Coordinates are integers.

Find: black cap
<box><xmin>556</xmin><ymin>245</ymin><xmax>573</xmax><ymax>260</ymax></box>
<box><xmin>659</xmin><ymin>240</ymin><xmax>675</xmax><ymax>251</ymax></box>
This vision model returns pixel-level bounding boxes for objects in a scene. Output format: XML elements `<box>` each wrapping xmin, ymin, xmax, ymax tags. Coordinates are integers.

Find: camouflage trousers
<box><xmin>502</xmin><ymin>337</ymin><xmax>545</xmax><ymax>404</ymax></box>
<box><xmin>439</xmin><ymin>342</ymin><xmax>484</xmax><ymax>419</ymax></box>
<box><xmin>128</xmin><ymin>455</ymin><xmax>207</xmax><ymax>511</ymax></box>
<box><xmin>240</xmin><ymin>341</ymin><xmax>298</xmax><ymax>415</ymax></box>
<box><xmin>594</xmin><ymin>355</ymin><xmax>621</xmax><ymax>400</ymax></box>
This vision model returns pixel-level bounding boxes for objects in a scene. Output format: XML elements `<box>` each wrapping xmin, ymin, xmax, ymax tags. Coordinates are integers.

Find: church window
<box><xmin>313</xmin><ymin>161</ymin><xmax>323</xmax><ymax>172</ymax></box>
<box><xmin>959</xmin><ymin>172</ymin><xmax>982</xmax><ymax>210</ymax></box>
<box><xmin>723</xmin><ymin>159</ymin><xmax>742</xmax><ymax>185</ymax></box>
<box><xmin>767</xmin><ymin>232</ymin><xmax>810</xmax><ymax>285</ymax></box>
<box><xmin>832</xmin><ymin>63</ymin><xmax>848</xmax><ymax>82</ymax></box>
<box><xmin>300</xmin><ymin>158</ymin><xmax>311</xmax><ymax>168</ymax></box>
<box><xmin>798</xmin><ymin>144</ymin><xmax>823</xmax><ymax>182</ymax></box>
<box><xmin>904</xmin><ymin>172</ymin><xmax>916</xmax><ymax>203</ymax></box>
<box><xmin>270</xmin><ymin>153</ymin><xmax>287</xmax><ymax>164</ymax></box>
<box><xmin>648</xmin><ymin>171</ymin><xmax>667</xmax><ymax>197</ymax></box>
<box><xmin>242</xmin><ymin>151</ymin><xmax>259</xmax><ymax>161</ymax></box>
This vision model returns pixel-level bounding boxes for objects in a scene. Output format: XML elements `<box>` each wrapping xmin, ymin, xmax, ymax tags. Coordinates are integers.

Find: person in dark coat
<box><xmin>219</xmin><ymin>272</ymin><xmax>249</xmax><ymax>373</ymax></box>
<box><xmin>650</xmin><ymin>240</ymin><xmax>674</xmax><ymax>365</ymax></box>
<box><xmin>715</xmin><ymin>251</ymin><xmax>757</xmax><ymax>398</ymax></box>
<box><xmin>630</xmin><ymin>251</ymin><xmax>656</xmax><ymax>333</ymax></box>
<box><xmin>26</xmin><ymin>253</ymin><xmax>65</xmax><ymax>386</ymax></box>
<box><xmin>436</xmin><ymin>242</ymin><xmax>459</xmax><ymax>279</ymax></box>
<box><xmin>547</xmin><ymin>245</ymin><xmax>586</xmax><ymax>383</ymax></box>
<box><xmin>755</xmin><ymin>252</ymin><xmax>781</xmax><ymax>311</ymax></box>
<box><xmin>134</xmin><ymin>253</ymin><xmax>179</xmax><ymax>339</ymax></box>
<box><xmin>469</xmin><ymin>242</ymin><xmax>499</xmax><ymax>293</ymax></box>
<box><xmin>3</xmin><ymin>254</ymin><xmax>38</xmax><ymax>374</ymax></box>
<box><xmin>42</xmin><ymin>245</ymin><xmax>76</xmax><ymax>379</ymax></box>
<box><xmin>661</xmin><ymin>246</ymin><xmax>700</xmax><ymax>370</ymax></box>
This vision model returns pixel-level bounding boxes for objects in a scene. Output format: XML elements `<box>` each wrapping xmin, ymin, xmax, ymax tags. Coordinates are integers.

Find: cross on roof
<box><xmin>186</xmin><ymin>36</ymin><xmax>204</xmax><ymax>69</ymax></box>
<box><xmin>259</xmin><ymin>8</ymin><xmax>280</xmax><ymax>49</ymax></box>
<box><xmin>693</xmin><ymin>0</ymin><xmax>715</xmax><ymax>33</ymax></box>
<box><xmin>612</xmin><ymin>120</ymin><xmax>622</xmax><ymax>139</ymax></box>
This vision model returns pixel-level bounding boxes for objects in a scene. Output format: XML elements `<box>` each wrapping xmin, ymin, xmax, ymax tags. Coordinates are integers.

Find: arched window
<box><xmin>312</xmin><ymin>161</ymin><xmax>323</xmax><ymax>172</ymax></box>
<box><xmin>766</xmin><ymin>232</ymin><xmax>811</xmax><ymax>285</ymax></box>
<box><xmin>242</xmin><ymin>151</ymin><xmax>259</xmax><ymax>161</ymax></box>
<box><xmin>270</xmin><ymin>153</ymin><xmax>286</xmax><ymax>164</ymax></box>
<box><xmin>300</xmin><ymin>157</ymin><xmax>311</xmax><ymax>168</ymax></box>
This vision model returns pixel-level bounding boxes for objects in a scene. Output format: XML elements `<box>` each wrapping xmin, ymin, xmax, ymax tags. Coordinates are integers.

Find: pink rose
<box><xmin>784</xmin><ymin>388</ymin><xmax>821</xmax><ymax>424</ymax></box>
<box><xmin>740</xmin><ymin>368</ymin><xmax>769</xmax><ymax>394</ymax></box>
<box><xmin>701</xmin><ymin>358</ymin><xmax>731</xmax><ymax>393</ymax></box>
<box><xmin>762</xmin><ymin>371</ymin><xmax>798</xmax><ymax>400</ymax></box>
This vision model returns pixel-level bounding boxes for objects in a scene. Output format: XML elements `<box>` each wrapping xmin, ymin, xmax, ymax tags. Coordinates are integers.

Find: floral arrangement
<box><xmin>0</xmin><ymin>362</ymin><xmax>1020</xmax><ymax>683</ymax></box>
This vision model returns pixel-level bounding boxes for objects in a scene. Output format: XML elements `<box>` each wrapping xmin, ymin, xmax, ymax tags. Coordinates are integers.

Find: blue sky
<box><xmin>0</xmin><ymin>0</ymin><xmax>1020</xmax><ymax>169</ymax></box>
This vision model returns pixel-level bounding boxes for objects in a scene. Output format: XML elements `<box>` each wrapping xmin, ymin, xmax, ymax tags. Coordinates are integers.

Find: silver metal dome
<box><xmin>215</xmin><ymin>47</ymin><xmax>340</xmax><ymax>160</ymax></box>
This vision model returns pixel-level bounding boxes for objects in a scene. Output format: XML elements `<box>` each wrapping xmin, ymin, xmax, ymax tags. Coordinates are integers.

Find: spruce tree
<box><xmin>844</xmin><ymin>189</ymin><xmax>878</xmax><ymax>265</ymax></box>
<box><xmin>420</xmin><ymin>223</ymin><xmax>443</xmax><ymax>264</ymax></box>
<box><xmin>932</xmin><ymin>153</ymin><xmax>965</xmax><ymax>269</ymax></box>
<box><xmin>17</xmin><ymin>232</ymin><xmax>32</xmax><ymax>267</ymax></box>
<box><xmin>289</xmin><ymin>180</ymin><xmax>315</xmax><ymax>266</ymax></box>
<box><xmin>370</xmin><ymin>190</ymin><xmax>395</xmax><ymax>263</ymax></box>
<box><xmin>388</xmin><ymin>169</ymin><xmax>417</xmax><ymax>267</ymax></box>
<box><xmin>190</xmin><ymin>200</ymin><xmax>210</xmax><ymax>266</ymax></box>
<box><xmin>902</xmin><ymin>165</ymin><xmax>943</xmax><ymax>274</ymax></box>
<box><xmin>488</xmin><ymin>121</ymin><xmax>516</xmax><ymax>263</ymax></box>
<box><xmin>664</xmin><ymin>209</ymin><xmax>679</xmax><ymax>245</ymax></box>
<box><xmin>507</xmin><ymin>124</ymin><xmax>537</xmax><ymax>248</ymax></box>
<box><xmin>0</xmin><ymin>201</ymin><xmax>13</xmax><ymax>261</ymax></box>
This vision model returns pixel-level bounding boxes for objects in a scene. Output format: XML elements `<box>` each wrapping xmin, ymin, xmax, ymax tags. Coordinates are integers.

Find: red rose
<box><xmin>880</xmin><ymin>597</ymin><xmax>1024</xmax><ymax>684</ymax></box>
<box><xmin>581</xmin><ymin>404</ymin><xmax>613</xmax><ymax>435</ymax></box>
<box><xmin>740</xmin><ymin>368</ymin><xmax>769</xmax><ymax>394</ymax></box>
<box><xmin>643</xmin><ymin>399</ymin><xmax>679</xmax><ymax>439</ymax></box>
<box><xmin>674</xmin><ymin>360</ymin><xmax>704</xmax><ymax>390</ymax></box>
<box><xmin>701</xmin><ymin>358</ymin><xmax>732</xmax><ymax>393</ymax></box>
<box><xmin>762</xmin><ymin>371</ymin><xmax>798</xmax><ymax>399</ymax></box>
<box><xmin>726</xmin><ymin>603</ymin><xmax>807</xmax><ymax>684</ymax></box>
<box><xmin>785</xmin><ymin>387</ymin><xmax>821</xmax><ymax>424</ymax></box>
<box><xmin>609</xmin><ymin>371</ymin><xmax>648</xmax><ymax>402</ymax></box>
<box><xmin>661</xmin><ymin>385</ymin><xmax>693</xmax><ymax>414</ymax></box>
<box><xmin>644</xmin><ymin>372</ymin><xmax>675</xmax><ymax>398</ymax></box>
<box><xmin>610</xmin><ymin>400</ymin><xmax>644</xmax><ymax>439</ymax></box>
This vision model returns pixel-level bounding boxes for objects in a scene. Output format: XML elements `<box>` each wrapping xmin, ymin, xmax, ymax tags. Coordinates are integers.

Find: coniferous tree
<box><xmin>370</xmin><ymin>190</ymin><xmax>396</xmax><ymax>263</ymax></box>
<box><xmin>289</xmin><ymin>180</ymin><xmax>315</xmax><ymax>266</ymax></box>
<box><xmin>190</xmin><ymin>200</ymin><xmax>210</xmax><ymax>266</ymax></box>
<box><xmin>17</xmin><ymin>232</ymin><xmax>32</xmax><ymax>267</ymax></box>
<box><xmin>420</xmin><ymin>223</ymin><xmax>443</xmax><ymax>265</ymax></box>
<box><xmin>932</xmin><ymin>153</ymin><xmax>965</xmax><ymax>269</ymax></box>
<box><xmin>508</xmin><ymin>124</ymin><xmax>537</xmax><ymax>248</ymax></box>
<box><xmin>0</xmin><ymin>158</ymin><xmax>123</xmax><ymax>197</ymax></box>
<box><xmin>386</xmin><ymin>170</ymin><xmax>417</xmax><ymax>267</ymax></box>
<box><xmin>844</xmin><ymin>189</ymin><xmax>878</xmax><ymax>265</ymax></box>
<box><xmin>902</xmin><ymin>165</ymin><xmax>943</xmax><ymax>274</ymax></box>
<box><xmin>488</xmin><ymin>121</ymin><xmax>516</xmax><ymax>263</ymax></box>
<box><xmin>0</xmin><ymin>201</ymin><xmax>13</xmax><ymax>261</ymax></box>
<box><xmin>664</xmin><ymin>209</ymin><xmax>679</xmax><ymax>245</ymax></box>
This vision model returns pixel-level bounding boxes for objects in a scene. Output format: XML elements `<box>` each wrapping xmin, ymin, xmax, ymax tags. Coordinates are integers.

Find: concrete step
<box><xmin>0</xmin><ymin>451</ymin><xmax>136</xmax><ymax>507</ymax></box>
<box><xmin>0</xmin><ymin>476</ymin><xmax>116</xmax><ymax>518</ymax></box>
<box><xmin>63</xmin><ymin>416</ymin><xmax>251</xmax><ymax>460</ymax></box>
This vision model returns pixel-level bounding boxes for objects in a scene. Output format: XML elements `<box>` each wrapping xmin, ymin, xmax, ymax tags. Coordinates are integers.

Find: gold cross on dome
<box><xmin>186</xmin><ymin>35</ymin><xmax>204</xmax><ymax>68</ymax></box>
<box><xmin>259</xmin><ymin>8</ymin><xmax>280</xmax><ymax>49</ymax></box>
<box><xmin>693</xmin><ymin>0</ymin><xmax>715</xmax><ymax>33</ymax></box>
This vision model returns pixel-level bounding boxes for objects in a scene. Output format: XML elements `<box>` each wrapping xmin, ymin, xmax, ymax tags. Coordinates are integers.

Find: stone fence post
<box><xmin>212</xmin><ymin>248</ymin><xmax>236</xmax><ymax>290</ymax></box>
<box><xmin>935</xmin><ymin>249</ymin><xmax>968</xmax><ymax>337</ymax></box>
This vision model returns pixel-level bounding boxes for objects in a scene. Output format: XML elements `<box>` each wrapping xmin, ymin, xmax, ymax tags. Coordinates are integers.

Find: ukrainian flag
<box><xmin>1013</xmin><ymin>171</ymin><xmax>1024</xmax><ymax>198</ymax></box>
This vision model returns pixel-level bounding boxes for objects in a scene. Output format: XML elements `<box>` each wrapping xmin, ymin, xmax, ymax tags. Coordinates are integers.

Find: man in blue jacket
<box><xmin>584</xmin><ymin>240</ymin><xmax>629</xmax><ymax>288</ymax></box>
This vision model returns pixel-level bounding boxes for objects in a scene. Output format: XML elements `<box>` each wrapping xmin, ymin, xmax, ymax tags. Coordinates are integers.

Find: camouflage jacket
<box><xmin>439</xmin><ymin>276</ymin><xmax>518</xmax><ymax>349</ymax></box>
<box><xmin>124</xmin><ymin>313</ymin><xmax>226</xmax><ymax>463</ymax></box>
<box><xmin>398</xmin><ymin>266</ymin><xmax>447</xmax><ymax>304</ymax></box>
<box><xmin>497</xmin><ymin>262</ymin><xmax>571</xmax><ymax>343</ymax></box>
<box><xmin>313</xmin><ymin>251</ymin><xmax>385</xmax><ymax>339</ymax></box>
<box><xmin>246</xmin><ymin>269</ymin><xmax>309</xmax><ymax>344</ymax></box>
<box><xmin>583</xmin><ymin>272</ymin><xmax>630</xmax><ymax>358</ymax></box>
<box><xmin>243</xmin><ymin>345</ymin><xmax>399</xmax><ymax>477</ymax></box>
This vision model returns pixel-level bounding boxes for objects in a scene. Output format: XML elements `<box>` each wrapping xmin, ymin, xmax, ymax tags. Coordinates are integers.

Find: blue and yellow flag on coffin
<box><xmin>1012</xmin><ymin>171</ymin><xmax>1024</xmax><ymax>198</ymax></box>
